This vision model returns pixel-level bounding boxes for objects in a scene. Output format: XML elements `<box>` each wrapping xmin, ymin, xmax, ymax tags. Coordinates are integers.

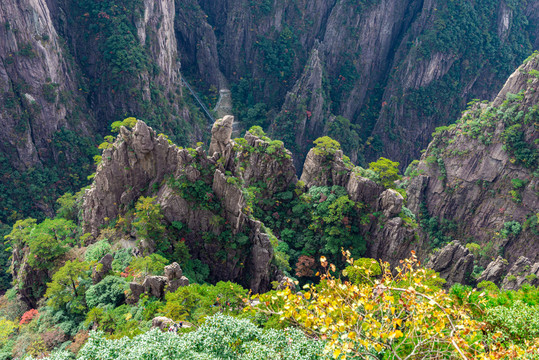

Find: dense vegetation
<box><xmin>1</xmin><ymin>119</ymin><xmax>537</xmax><ymax>359</ymax></box>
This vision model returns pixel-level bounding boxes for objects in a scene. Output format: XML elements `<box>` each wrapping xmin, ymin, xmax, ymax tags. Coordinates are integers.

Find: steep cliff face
<box><xmin>0</xmin><ymin>0</ymin><xmax>209</xmax><ymax>223</ymax></box>
<box><xmin>82</xmin><ymin>119</ymin><xmax>299</xmax><ymax>292</ymax></box>
<box><xmin>300</xmin><ymin>147</ymin><xmax>418</xmax><ymax>266</ymax></box>
<box><xmin>371</xmin><ymin>0</ymin><xmax>532</xmax><ymax>166</ymax></box>
<box><xmin>407</xmin><ymin>54</ymin><xmax>539</xmax><ymax>271</ymax></box>
<box><xmin>54</xmin><ymin>0</ymin><xmax>195</xmax><ymax>140</ymax></box>
<box><xmin>0</xmin><ymin>0</ymin><xmax>94</xmax><ymax>168</ymax></box>
<box><xmin>175</xmin><ymin>0</ymin><xmax>534</xmax><ymax>168</ymax></box>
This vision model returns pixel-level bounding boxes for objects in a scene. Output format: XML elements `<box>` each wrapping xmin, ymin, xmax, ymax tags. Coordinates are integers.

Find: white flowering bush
<box><xmin>485</xmin><ymin>301</ymin><xmax>539</xmax><ymax>342</ymax></box>
<box><xmin>26</xmin><ymin>314</ymin><xmax>326</xmax><ymax>360</ymax></box>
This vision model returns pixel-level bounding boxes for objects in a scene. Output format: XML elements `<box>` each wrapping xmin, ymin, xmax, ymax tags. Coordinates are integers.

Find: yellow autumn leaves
<box><xmin>248</xmin><ymin>250</ymin><xmax>539</xmax><ymax>359</ymax></box>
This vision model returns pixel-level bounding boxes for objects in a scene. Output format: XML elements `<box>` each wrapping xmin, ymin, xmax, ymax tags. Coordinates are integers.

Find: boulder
<box><xmin>501</xmin><ymin>256</ymin><xmax>539</xmax><ymax>290</ymax></box>
<box><xmin>167</xmin><ymin>277</ymin><xmax>190</xmax><ymax>293</ymax></box>
<box><xmin>142</xmin><ymin>276</ymin><xmax>168</xmax><ymax>298</ymax></box>
<box><xmin>378</xmin><ymin>189</ymin><xmax>403</xmax><ymax>218</ymax></box>
<box><xmin>164</xmin><ymin>262</ymin><xmax>183</xmax><ymax>280</ymax></box>
<box><xmin>427</xmin><ymin>241</ymin><xmax>474</xmax><ymax>287</ymax></box>
<box><xmin>129</xmin><ymin>282</ymin><xmax>145</xmax><ymax>302</ymax></box>
<box><xmin>92</xmin><ymin>254</ymin><xmax>113</xmax><ymax>284</ymax></box>
<box><xmin>208</xmin><ymin>115</ymin><xmax>234</xmax><ymax>156</ymax></box>
<box><xmin>477</xmin><ymin>256</ymin><xmax>508</xmax><ymax>285</ymax></box>
<box><xmin>152</xmin><ymin>316</ymin><xmax>174</xmax><ymax>331</ymax></box>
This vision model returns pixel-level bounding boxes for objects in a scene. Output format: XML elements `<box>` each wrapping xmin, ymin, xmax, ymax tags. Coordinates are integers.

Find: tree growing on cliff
<box><xmin>45</xmin><ymin>260</ymin><xmax>92</xmax><ymax>316</ymax></box>
<box><xmin>368</xmin><ymin>157</ymin><xmax>401</xmax><ymax>188</ymax></box>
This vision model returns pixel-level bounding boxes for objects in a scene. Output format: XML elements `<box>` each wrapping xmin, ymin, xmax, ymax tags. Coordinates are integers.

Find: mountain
<box><xmin>406</xmin><ymin>51</ymin><xmax>539</xmax><ymax>287</ymax></box>
<box><xmin>0</xmin><ymin>0</ymin><xmax>537</xmax><ymax>224</ymax></box>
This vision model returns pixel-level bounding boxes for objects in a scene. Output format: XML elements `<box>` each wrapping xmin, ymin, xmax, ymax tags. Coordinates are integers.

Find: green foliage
<box><xmin>5</xmin><ymin>218</ymin><xmax>76</xmax><ymax>270</ymax></box>
<box><xmin>257</xmin><ymin>26</ymin><xmax>297</xmax><ymax>82</ymax></box>
<box><xmin>501</xmin><ymin>221</ymin><xmax>522</xmax><ymax>238</ymax></box>
<box><xmin>511</xmin><ymin>178</ymin><xmax>527</xmax><ymax>189</ymax></box>
<box><xmin>84</xmin><ymin>240</ymin><xmax>112</xmax><ymax>262</ymax></box>
<box><xmin>486</xmin><ymin>301</ymin><xmax>539</xmax><ymax>343</ymax></box>
<box><xmin>4</xmin><ymin>218</ymin><xmax>37</xmax><ymax>249</ymax></box>
<box><xmin>523</xmin><ymin>213</ymin><xmax>539</xmax><ymax>236</ymax></box>
<box><xmin>129</xmin><ymin>254</ymin><xmax>169</xmax><ymax>277</ymax></box>
<box><xmin>167</xmin><ymin>176</ymin><xmax>221</xmax><ymax>213</ymax></box>
<box><xmin>503</xmin><ymin>124</ymin><xmax>537</xmax><ymax>167</ymax></box>
<box><xmin>399</xmin><ymin>206</ymin><xmax>417</xmax><ymax>227</ymax></box>
<box><xmin>85</xmin><ymin>276</ymin><xmax>126</xmax><ymax>309</ymax></box>
<box><xmin>0</xmin><ymin>318</ymin><xmax>17</xmax><ymax>348</ymax></box>
<box><xmin>45</xmin><ymin>260</ymin><xmax>93</xmax><ymax>316</ymax></box>
<box><xmin>344</xmin><ymin>258</ymin><xmax>381</xmax><ymax>284</ymax></box>
<box><xmin>42</xmin><ymin>82</ymin><xmax>59</xmax><ymax>103</ymax></box>
<box><xmin>38</xmin><ymin>314</ymin><xmax>325</xmax><ymax>360</ymax></box>
<box><xmin>0</xmin><ymin>129</ymin><xmax>98</xmax><ymax>225</ymax></box>
<box><xmin>499</xmin><ymin>96</ymin><xmax>538</xmax><ymax>169</ymax></box>
<box><xmin>0</xmin><ymin>225</ymin><xmax>12</xmax><ymax>292</ymax></box>
<box><xmin>55</xmin><ymin>192</ymin><xmax>78</xmax><ymax>221</ymax></box>
<box><xmin>329</xmin><ymin>58</ymin><xmax>360</xmax><ymax>112</ymax></box>
<box><xmin>327</xmin><ymin>116</ymin><xmax>361</xmax><ymax>160</ymax></box>
<box><xmin>133</xmin><ymin>197</ymin><xmax>168</xmax><ymax>255</ymax></box>
<box><xmin>368</xmin><ymin>157</ymin><xmax>401</xmax><ymax>188</ymax></box>
<box><xmin>242</xmin><ymin>103</ymin><xmax>269</xmax><ymax>129</ymax></box>
<box><xmin>111</xmin><ymin>249</ymin><xmax>133</xmax><ymax>273</ymax></box>
<box><xmin>312</xmin><ymin>136</ymin><xmax>341</xmax><ymax>157</ymax></box>
<box><xmin>110</xmin><ymin>117</ymin><xmax>138</xmax><ymax>133</ymax></box>
<box><xmin>84</xmin><ymin>304</ymin><xmax>145</xmax><ymax>339</ymax></box>
<box><xmin>162</xmin><ymin>282</ymin><xmax>247</xmax><ymax>323</ymax></box>
<box><xmin>182</xmin><ymin>259</ymin><xmax>210</xmax><ymax>284</ymax></box>
<box><xmin>419</xmin><ymin>203</ymin><xmax>456</xmax><ymax>248</ymax></box>
<box><xmin>252</xmin><ymin>184</ymin><xmax>366</xmax><ymax>273</ymax></box>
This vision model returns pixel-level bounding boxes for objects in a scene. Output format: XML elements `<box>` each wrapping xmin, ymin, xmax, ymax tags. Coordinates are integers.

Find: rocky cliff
<box><xmin>1</xmin><ymin>0</ymin><xmax>537</xmax><ymax>224</ymax></box>
<box><xmin>175</xmin><ymin>0</ymin><xmax>536</xmax><ymax>168</ymax></box>
<box><xmin>81</xmin><ymin>118</ymin><xmax>297</xmax><ymax>293</ymax></box>
<box><xmin>407</xmin><ymin>53</ymin><xmax>539</xmax><ymax>286</ymax></box>
<box><xmin>300</xmin><ymin>146</ymin><xmax>418</xmax><ymax>266</ymax></box>
<box><xmin>0</xmin><ymin>0</ymin><xmax>209</xmax><ymax>223</ymax></box>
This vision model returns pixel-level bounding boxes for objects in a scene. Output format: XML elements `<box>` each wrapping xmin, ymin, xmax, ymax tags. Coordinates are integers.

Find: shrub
<box><xmin>110</xmin><ymin>117</ymin><xmax>137</xmax><ymax>133</ymax></box>
<box><xmin>502</xmin><ymin>221</ymin><xmax>522</xmax><ymax>238</ymax></box>
<box><xmin>129</xmin><ymin>254</ymin><xmax>169</xmax><ymax>277</ymax></box>
<box><xmin>85</xmin><ymin>276</ymin><xmax>126</xmax><ymax>309</ymax></box>
<box><xmin>312</xmin><ymin>136</ymin><xmax>341</xmax><ymax>157</ymax></box>
<box><xmin>344</xmin><ymin>258</ymin><xmax>381</xmax><ymax>284</ymax></box>
<box><xmin>84</xmin><ymin>240</ymin><xmax>112</xmax><ymax>262</ymax></box>
<box><xmin>68</xmin><ymin>314</ymin><xmax>324</xmax><ymax>360</ymax></box>
<box><xmin>485</xmin><ymin>301</ymin><xmax>539</xmax><ymax>342</ymax></box>
<box><xmin>19</xmin><ymin>309</ymin><xmax>39</xmax><ymax>325</ymax></box>
<box><xmin>111</xmin><ymin>249</ymin><xmax>133</xmax><ymax>273</ymax></box>
<box><xmin>368</xmin><ymin>157</ymin><xmax>401</xmax><ymax>188</ymax></box>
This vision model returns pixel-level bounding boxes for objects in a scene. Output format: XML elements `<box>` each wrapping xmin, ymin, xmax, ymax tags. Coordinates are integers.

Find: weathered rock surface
<box><xmin>407</xmin><ymin>57</ymin><xmax>539</xmax><ymax>270</ymax></box>
<box><xmin>300</xmin><ymin>149</ymin><xmax>351</xmax><ymax>189</ymax></box>
<box><xmin>83</xmin><ymin>121</ymin><xmax>181</xmax><ymax>236</ymax></box>
<box><xmin>426</xmin><ymin>242</ymin><xmax>474</xmax><ymax>287</ymax></box>
<box><xmin>92</xmin><ymin>254</ymin><xmax>113</xmax><ymax>284</ymax></box>
<box><xmin>164</xmin><ymin>262</ymin><xmax>183</xmax><ymax>280</ymax></box>
<box><xmin>378</xmin><ymin>190</ymin><xmax>403</xmax><ymax>218</ymax></box>
<box><xmin>142</xmin><ymin>276</ymin><xmax>168</xmax><ymax>298</ymax></box>
<box><xmin>477</xmin><ymin>256</ymin><xmax>509</xmax><ymax>285</ymax></box>
<box><xmin>83</xmin><ymin>119</ymin><xmax>277</xmax><ymax>293</ymax></box>
<box><xmin>501</xmin><ymin>256</ymin><xmax>539</xmax><ymax>291</ymax></box>
<box><xmin>0</xmin><ymin>0</ymin><xmax>95</xmax><ymax>170</ymax></box>
<box><xmin>129</xmin><ymin>264</ymin><xmax>189</xmax><ymax>301</ymax></box>
<box><xmin>9</xmin><ymin>247</ymin><xmax>48</xmax><ymax>309</ymax></box>
<box><xmin>208</xmin><ymin>115</ymin><xmax>234</xmax><ymax>157</ymax></box>
<box><xmin>240</xmin><ymin>132</ymin><xmax>297</xmax><ymax>196</ymax></box>
<box><xmin>152</xmin><ymin>316</ymin><xmax>174</xmax><ymax>331</ymax></box>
